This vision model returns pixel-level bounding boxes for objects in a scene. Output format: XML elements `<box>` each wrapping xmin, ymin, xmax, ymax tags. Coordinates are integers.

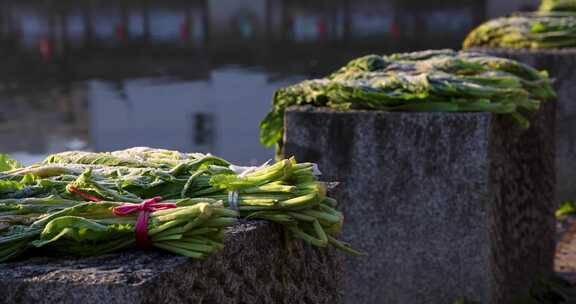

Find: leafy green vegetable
<box><xmin>0</xmin><ymin>181</ymin><xmax>23</xmax><ymax>195</ymax></box>
<box><xmin>259</xmin><ymin>50</ymin><xmax>555</xmax><ymax>153</ymax></box>
<box><xmin>556</xmin><ymin>201</ymin><xmax>576</xmax><ymax>217</ymax></box>
<box><xmin>0</xmin><ymin>148</ymin><xmax>358</xmax><ymax>261</ymax></box>
<box><xmin>540</xmin><ymin>0</ymin><xmax>576</xmax><ymax>12</ymax></box>
<box><xmin>0</xmin><ymin>154</ymin><xmax>21</xmax><ymax>172</ymax></box>
<box><xmin>464</xmin><ymin>12</ymin><xmax>576</xmax><ymax>49</ymax></box>
<box><xmin>0</xmin><ymin>200</ymin><xmax>236</xmax><ymax>261</ymax></box>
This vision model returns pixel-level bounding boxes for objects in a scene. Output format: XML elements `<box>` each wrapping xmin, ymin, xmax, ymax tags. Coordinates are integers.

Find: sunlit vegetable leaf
<box><xmin>0</xmin><ymin>154</ymin><xmax>21</xmax><ymax>172</ymax></box>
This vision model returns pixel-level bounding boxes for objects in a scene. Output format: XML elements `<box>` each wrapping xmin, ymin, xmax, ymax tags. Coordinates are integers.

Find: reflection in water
<box><xmin>88</xmin><ymin>68</ymin><xmax>290</xmax><ymax>164</ymax></box>
<box><xmin>0</xmin><ymin>0</ymin><xmax>536</xmax><ymax>164</ymax></box>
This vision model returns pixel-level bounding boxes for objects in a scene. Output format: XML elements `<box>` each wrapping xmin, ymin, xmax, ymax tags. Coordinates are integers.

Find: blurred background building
<box><xmin>0</xmin><ymin>0</ymin><xmax>539</xmax><ymax>164</ymax></box>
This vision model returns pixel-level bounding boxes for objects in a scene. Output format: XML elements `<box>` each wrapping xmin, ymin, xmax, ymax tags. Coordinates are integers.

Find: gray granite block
<box><xmin>0</xmin><ymin>222</ymin><xmax>342</xmax><ymax>304</ymax></box>
<box><xmin>473</xmin><ymin>48</ymin><xmax>576</xmax><ymax>204</ymax></box>
<box><xmin>283</xmin><ymin>104</ymin><xmax>555</xmax><ymax>304</ymax></box>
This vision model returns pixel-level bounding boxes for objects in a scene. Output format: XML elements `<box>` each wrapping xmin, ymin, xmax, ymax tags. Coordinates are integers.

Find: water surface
<box><xmin>0</xmin><ymin>0</ymin><xmax>536</xmax><ymax>164</ymax></box>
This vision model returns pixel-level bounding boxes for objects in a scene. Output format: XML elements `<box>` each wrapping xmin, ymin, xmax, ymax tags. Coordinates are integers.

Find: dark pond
<box><xmin>0</xmin><ymin>0</ymin><xmax>537</xmax><ymax>165</ymax></box>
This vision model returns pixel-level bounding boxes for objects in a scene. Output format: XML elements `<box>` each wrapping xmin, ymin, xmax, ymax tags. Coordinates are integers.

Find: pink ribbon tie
<box><xmin>112</xmin><ymin>196</ymin><xmax>177</xmax><ymax>249</ymax></box>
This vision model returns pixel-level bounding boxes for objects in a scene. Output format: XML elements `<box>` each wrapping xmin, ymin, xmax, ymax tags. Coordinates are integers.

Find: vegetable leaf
<box><xmin>0</xmin><ymin>154</ymin><xmax>21</xmax><ymax>172</ymax></box>
<box><xmin>556</xmin><ymin>201</ymin><xmax>576</xmax><ymax>217</ymax></box>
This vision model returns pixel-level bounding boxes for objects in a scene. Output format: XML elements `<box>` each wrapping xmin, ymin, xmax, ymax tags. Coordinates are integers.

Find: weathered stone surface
<box><xmin>0</xmin><ymin>222</ymin><xmax>342</xmax><ymax>304</ymax></box>
<box><xmin>283</xmin><ymin>104</ymin><xmax>555</xmax><ymax>304</ymax></box>
<box><xmin>474</xmin><ymin>48</ymin><xmax>576</xmax><ymax>204</ymax></box>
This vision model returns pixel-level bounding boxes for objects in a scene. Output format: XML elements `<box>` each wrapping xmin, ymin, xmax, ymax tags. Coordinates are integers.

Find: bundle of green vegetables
<box><xmin>540</xmin><ymin>0</ymin><xmax>576</xmax><ymax>12</ymax></box>
<box><xmin>259</xmin><ymin>49</ymin><xmax>555</xmax><ymax>152</ymax></box>
<box><xmin>0</xmin><ymin>147</ymin><xmax>357</xmax><ymax>262</ymax></box>
<box><xmin>0</xmin><ymin>197</ymin><xmax>236</xmax><ymax>262</ymax></box>
<box><xmin>463</xmin><ymin>12</ymin><xmax>576</xmax><ymax>49</ymax></box>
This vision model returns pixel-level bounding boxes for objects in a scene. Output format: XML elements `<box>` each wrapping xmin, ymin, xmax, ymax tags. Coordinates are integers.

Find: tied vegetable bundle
<box><xmin>463</xmin><ymin>12</ymin><xmax>576</xmax><ymax>49</ymax></box>
<box><xmin>0</xmin><ymin>148</ymin><xmax>358</xmax><ymax>262</ymax></box>
<box><xmin>540</xmin><ymin>0</ymin><xmax>576</xmax><ymax>12</ymax></box>
<box><xmin>259</xmin><ymin>49</ymin><xmax>555</xmax><ymax>152</ymax></box>
<box><xmin>0</xmin><ymin>198</ymin><xmax>236</xmax><ymax>262</ymax></box>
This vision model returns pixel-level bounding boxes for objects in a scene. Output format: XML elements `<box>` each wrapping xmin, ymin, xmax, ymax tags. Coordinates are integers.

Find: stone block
<box><xmin>0</xmin><ymin>222</ymin><xmax>342</xmax><ymax>304</ymax></box>
<box><xmin>283</xmin><ymin>104</ymin><xmax>555</xmax><ymax>304</ymax></box>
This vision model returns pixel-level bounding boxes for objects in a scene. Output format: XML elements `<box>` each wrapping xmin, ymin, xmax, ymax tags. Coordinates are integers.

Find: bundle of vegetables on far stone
<box><xmin>0</xmin><ymin>147</ymin><xmax>360</xmax><ymax>262</ymax></box>
<box><xmin>540</xmin><ymin>0</ymin><xmax>576</xmax><ymax>12</ymax></box>
<box><xmin>259</xmin><ymin>49</ymin><xmax>555</xmax><ymax>154</ymax></box>
<box><xmin>463</xmin><ymin>11</ymin><xmax>576</xmax><ymax>49</ymax></box>
<box><xmin>464</xmin><ymin>0</ymin><xmax>576</xmax><ymax>49</ymax></box>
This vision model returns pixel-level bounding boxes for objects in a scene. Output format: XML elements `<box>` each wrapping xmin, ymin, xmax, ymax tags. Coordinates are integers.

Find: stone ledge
<box><xmin>0</xmin><ymin>222</ymin><xmax>342</xmax><ymax>304</ymax></box>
